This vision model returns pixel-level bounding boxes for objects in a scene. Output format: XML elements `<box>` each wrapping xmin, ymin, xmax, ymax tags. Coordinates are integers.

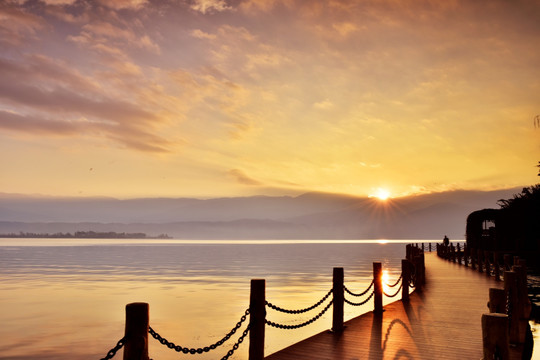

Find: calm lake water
<box><xmin>0</xmin><ymin>239</ymin><xmax>446</xmax><ymax>359</ymax></box>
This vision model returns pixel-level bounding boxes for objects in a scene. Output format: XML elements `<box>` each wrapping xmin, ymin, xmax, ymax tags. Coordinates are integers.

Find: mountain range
<box><xmin>0</xmin><ymin>188</ymin><xmax>523</xmax><ymax>240</ymax></box>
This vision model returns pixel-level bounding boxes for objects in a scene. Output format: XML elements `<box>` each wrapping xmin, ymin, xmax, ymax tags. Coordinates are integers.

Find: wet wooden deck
<box><xmin>265</xmin><ymin>253</ymin><xmax>502</xmax><ymax>360</ymax></box>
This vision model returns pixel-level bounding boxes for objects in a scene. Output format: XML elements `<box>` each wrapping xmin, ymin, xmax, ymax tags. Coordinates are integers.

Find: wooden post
<box><xmin>249</xmin><ymin>279</ymin><xmax>265</xmax><ymax>360</ymax></box>
<box><xmin>332</xmin><ymin>267</ymin><xmax>344</xmax><ymax>333</ymax></box>
<box><xmin>471</xmin><ymin>248</ymin><xmax>476</xmax><ymax>270</ymax></box>
<box><xmin>421</xmin><ymin>243</ymin><xmax>425</xmax><ymax>252</ymax></box>
<box><xmin>504</xmin><ymin>271</ymin><xmax>520</xmax><ymax>345</ymax></box>
<box><xmin>485</xmin><ymin>251</ymin><xmax>491</xmax><ymax>277</ymax></box>
<box><xmin>482</xmin><ymin>313</ymin><xmax>510</xmax><ymax>360</ymax></box>
<box><xmin>464</xmin><ymin>245</ymin><xmax>469</xmax><ymax>267</ymax></box>
<box><xmin>401</xmin><ymin>259</ymin><xmax>410</xmax><ymax>302</ymax></box>
<box><xmin>477</xmin><ymin>250</ymin><xmax>483</xmax><ymax>273</ymax></box>
<box><xmin>504</xmin><ymin>254</ymin><xmax>512</xmax><ymax>271</ymax></box>
<box><xmin>414</xmin><ymin>254</ymin><xmax>425</xmax><ymax>289</ymax></box>
<box><xmin>494</xmin><ymin>252</ymin><xmax>500</xmax><ymax>281</ymax></box>
<box><xmin>124</xmin><ymin>302</ymin><xmax>149</xmax><ymax>360</ymax></box>
<box><xmin>429</xmin><ymin>243</ymin><xmax>432</xmax><ymax>252</ymax></box>
<box><xmin>512</xmin><ymin>265</ymin><xmax>532</xmax><ymax>344</ymax></box>
<box><xmin>373</xmin><ymin>262</ymin><xmax>383</xmax><ymax>314</ymax></box>
<box><xmin>421</xmin><ymin>253</ymin><xmax>425</xmax><ymax>286</ymax></box>
<box><xmin>488</xmin><ymin>288</ymin><xmax>506</xmax><ymax>313</ymax></box>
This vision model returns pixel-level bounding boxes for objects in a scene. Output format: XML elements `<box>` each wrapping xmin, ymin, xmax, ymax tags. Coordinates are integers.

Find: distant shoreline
<box><xmin>0</xmin><ymin>231</ymin><xmax>172</xmax><ymax>239</ymax></box>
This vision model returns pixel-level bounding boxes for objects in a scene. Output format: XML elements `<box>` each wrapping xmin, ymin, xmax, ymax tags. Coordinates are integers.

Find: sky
<box><xmin>1</xmin><ymin>0</ymin><xmax>539</xmax><ymax>199</ymax></box>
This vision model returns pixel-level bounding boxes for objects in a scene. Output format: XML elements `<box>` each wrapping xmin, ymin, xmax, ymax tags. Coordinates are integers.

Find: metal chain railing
<box><xmin>266</xmin><ymin>288</ymin><xmax>333</xmax><ymax>314</ymax></box>
<box><xmin>100</xmin><ymin>337</ymin><xmax>125</xmax><ymax>360</ymax></box>
<box><xmin>383</xmin><ymin>283</ymin><xmax>403</xmax><ymax>298</ymax></box>
<box><xmin>385</xmin><ymin>274</ymin><xmax>402</xmax><ymax>288</ymax></box>
<box><xmin>219</xmin><ymin>326</ymin><xmax>250</xmax><ymax>360</ymax></box>
<box><xmin>344</xmin><ymin>290</ymin><xmax>374</xmax><ymax>306</ymax></box>
<box><xmin>344</xmin><ymin>279</ymin><xmax>374</xmax><ymax>297</ymax></box>
<box><xmin>266</xmin><ymin>299</ymin><xmax>333</xmax><ymax>330</ymax></box>
<box><xmin>149</xmin><ymin>308</ymin><xmax>249</xmax><ymax>354</ymax></box>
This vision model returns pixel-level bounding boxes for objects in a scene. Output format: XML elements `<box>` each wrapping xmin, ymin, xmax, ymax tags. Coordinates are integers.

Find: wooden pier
<box><xmin>105</xmin><ymin>244</ymin><xmax>531</xmax><ymax>360</ymax></box>
<box><xmin>265</xmin><ymin>252</ymin><xmax>503</xmax><ymax>360</ymax></box>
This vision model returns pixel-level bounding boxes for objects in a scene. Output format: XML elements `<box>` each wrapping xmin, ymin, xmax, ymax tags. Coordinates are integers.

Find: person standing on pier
<box><xmin>443</xmin><ymin>235</ymin><xmax>449</xmax><ymax>246</ymax></box>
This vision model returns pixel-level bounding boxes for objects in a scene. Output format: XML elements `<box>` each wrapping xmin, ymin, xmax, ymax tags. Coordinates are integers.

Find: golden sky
<box><xmin>1</xmin><ymin>0</ymin><xmax>539</xmax><ymax>199</ymax></box>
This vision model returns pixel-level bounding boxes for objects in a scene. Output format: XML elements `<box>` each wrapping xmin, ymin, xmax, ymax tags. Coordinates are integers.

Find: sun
<box><xmin>370</xmin><ymin>188</ymin><xmax>391</xmax><ymax>201</ymax></box>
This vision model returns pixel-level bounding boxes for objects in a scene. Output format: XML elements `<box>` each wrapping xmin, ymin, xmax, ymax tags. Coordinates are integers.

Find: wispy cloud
<box><xmin>191</xmin><ymin>29</ymin><xmax>217</xmax><ymax>40</ymax></box>
<box><xmin>228</xmin><ymin>169</ymin><xmax>263</xmax><ymax>186</ymax></box>
<box><xmin>0</xmin><ymin>54</ymin><xmax>172</xmax><ymax>152</ymax></box>
<box><xmin>190</xmin><ymin>0</ymin><xmax>232</xmax><ymax>14</ymax></box>
<box><xmin>0</xmin><ymin>3</ymin><xmax>46</xmax><ymax>47</ymax></box>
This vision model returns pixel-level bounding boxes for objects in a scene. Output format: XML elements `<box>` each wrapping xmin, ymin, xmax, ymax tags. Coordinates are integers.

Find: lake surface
<box><xmin>0</xmin><ymin>239</ymin><xmax>437</xmax><ymax>359</ymax></box>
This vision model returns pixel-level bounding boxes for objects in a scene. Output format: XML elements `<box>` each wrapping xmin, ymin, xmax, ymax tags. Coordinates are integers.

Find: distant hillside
<box><xmin>0</xmin><ymin>188</ymin><xmax>523</xmax><ymax>239</ymax></box>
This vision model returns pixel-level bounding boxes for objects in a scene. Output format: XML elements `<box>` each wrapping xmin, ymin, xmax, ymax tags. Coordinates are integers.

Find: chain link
<box><xmin>220</xmin><ymin>325</ymin><xmax>250</xmax><ymax>360</ymax></box>
<box><xmin>344</xmin><ymin>290</ymin><xmax>374</xmax><ymax>306</ymax></box>
<box><xmin>385</xmin><ymin>274</ymin><xmax>402</xmax><ymax>288</ymax></box>
<box><xmin>383</xmin><ymin>283</ymin><xmax>403</xmax><ymax>298</ymax></box>
<box><xmin>266</xmin><ymin>288</ymin><xmax>332</xmax><ymax>314</ymax></box>
<box><xmin>100</xmin><ymin>337</ymin><xmax>125</xmax><ymax>360</ymax></box>
<box><xmin>344</xmin><ymin>279</ymin><xmax>373</xmax><ymax>297</ymax></box>
<box><xmin>149</xmin><ymin>308</ymin><xmax>249</xmax><ymax>354</ymax></box>
<box><xmin>266</xmin><ymin>299</ymin><xmax>333</xmax><ymax>329</ymax></box>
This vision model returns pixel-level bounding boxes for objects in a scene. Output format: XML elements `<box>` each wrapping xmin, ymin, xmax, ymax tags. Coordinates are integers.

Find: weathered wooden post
<box><xmin>421</xmin><ymin>243</ymin><xmax>425</xmax><ymax>252</ymax></box>
<box><xmin>488</xmin><ymin>288</ymin><xmax>506</xmax><ymax>313</ymax></box>
<box><xmin>332</xmin><ymin>267</ymin><xmax>344</xmax><ymax>333</ymax></box>
<box><xmin>373</xmin><ymin>262</ymin><xmax>383</xmax><ymax>314</ymax></box>
<box><xmin>482</xmin><ymin>313</ymin><xmax>510</xmax><ymax>360</ymax></box>
<box><xmin>401</xmin><ymin>259</ymin><xmax>410</xmax><ymax>302</ymax></box>
<box><xmin>249</xmin><ymin>279</ymin><xmax>265</xmax><ymax>360</ymax></box>
<box><xmin>429</xmin><ymin>243</ymin><xmax>432</xmax><ymax>252</ymax></box>
<box><xmin>124</xmin><ymin>302</ymin><xmax>150</xmax><ymax>360</ymax></box>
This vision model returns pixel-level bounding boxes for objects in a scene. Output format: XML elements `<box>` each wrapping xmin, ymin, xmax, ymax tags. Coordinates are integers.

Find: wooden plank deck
<box><xmin>265</xmin><ymin>253</ymin><xmax>502</xmax><ymax>360</ymax></box>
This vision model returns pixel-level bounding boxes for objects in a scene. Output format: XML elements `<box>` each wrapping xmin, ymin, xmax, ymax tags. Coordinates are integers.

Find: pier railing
<box><xmin>100</xmin><ymin>244</ymin><xmax>426</xmax><ymax>360</ymax></box>
<box><xmin>436</xmin><ymin>242</ymin><xmax>533</xmax><ymax>360</ymax></box>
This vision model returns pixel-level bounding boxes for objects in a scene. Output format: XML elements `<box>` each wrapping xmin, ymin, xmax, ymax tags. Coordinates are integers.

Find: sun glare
<box><xmin>382</xmin><ymin>270</ymin><xmax>390</xmax><ymax>286</ymax></box>
<box><xmin>370</xmin><ymin>188</ymin><xmax>391</xmax><ymax>201</ymax></box>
